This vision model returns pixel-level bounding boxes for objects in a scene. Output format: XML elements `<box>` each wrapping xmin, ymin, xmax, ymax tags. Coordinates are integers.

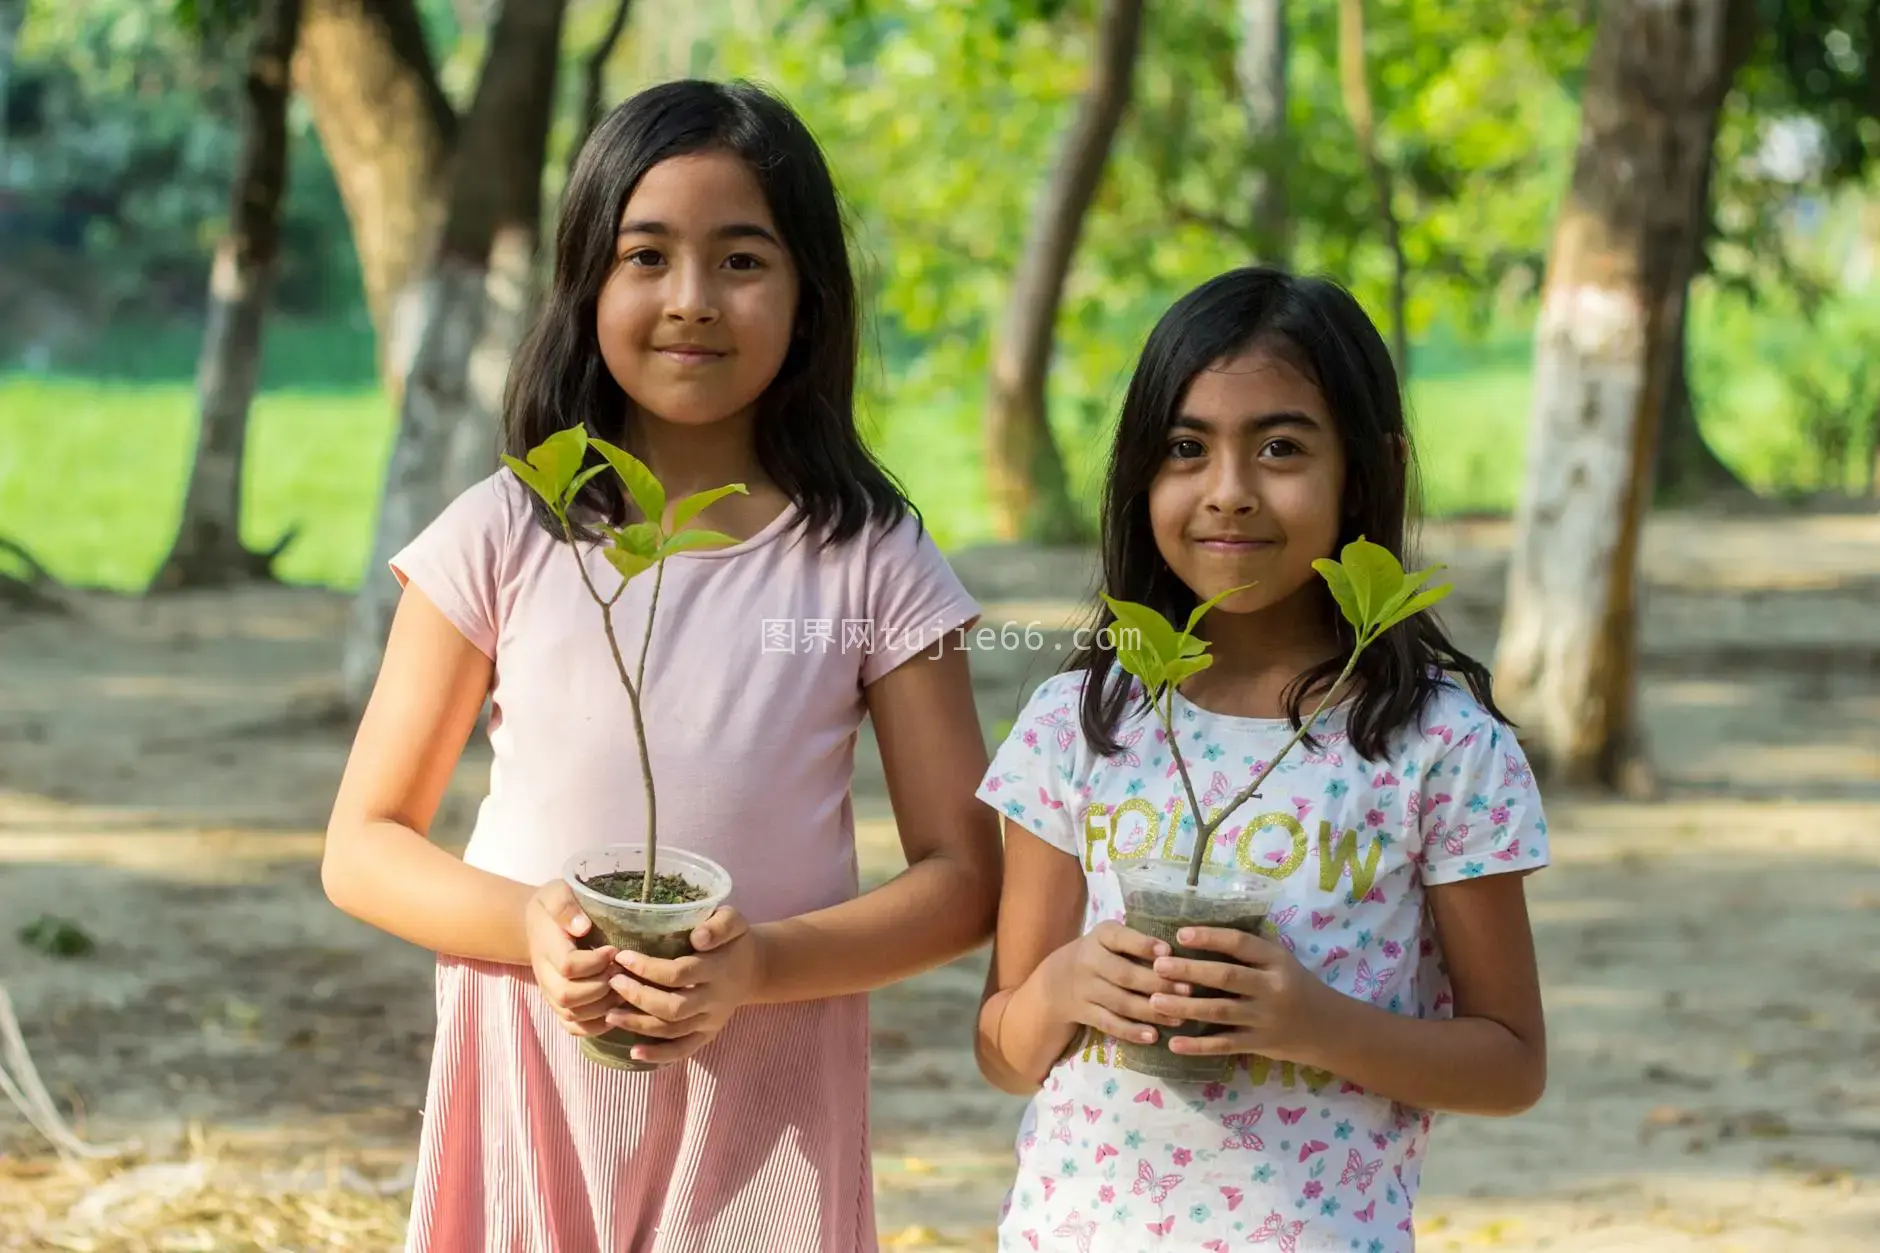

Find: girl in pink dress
<box><xmin>322</xmin><ymin>80</ymin><xmax>1002</xmax><ymax>1252</ymax></box>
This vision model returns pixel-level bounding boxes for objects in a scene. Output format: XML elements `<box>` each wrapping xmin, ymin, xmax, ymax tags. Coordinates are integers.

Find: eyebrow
<box><xmin>1171</xmin><ymin>410</ymin><xmax>1321</xmax><ymax>434</ymax></box>
<box><xmin>617</xmin><ymin>219</ymin><xmax>782</xmax><ymax>247</ymax></box>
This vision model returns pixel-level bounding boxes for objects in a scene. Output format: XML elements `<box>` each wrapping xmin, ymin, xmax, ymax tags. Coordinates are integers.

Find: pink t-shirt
<box><xmin>393</xmin><ymin>468</ymin><xmax>977</xmax><ymax>912</ymax></box>
<box><xmin>386</xmin><ymin>468</ymin><xmax>979</xmax><ymax>1252</ymax></box>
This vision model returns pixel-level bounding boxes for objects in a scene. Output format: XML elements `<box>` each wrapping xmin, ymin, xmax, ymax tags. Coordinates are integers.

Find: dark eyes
<box><xmin>1165</xmin><ymin>436</ymin><xmax>1303</xmax><ymax>461</ymax></box>
<box><xmin>620</xmin><ymin>249</ymin><xmax>766</xmax><ymax>271</ymax></box>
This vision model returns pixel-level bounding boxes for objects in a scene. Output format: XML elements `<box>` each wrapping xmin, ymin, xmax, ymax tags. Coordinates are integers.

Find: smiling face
<box><xmin>595</xmin><ymin>150</ymin><xmax>801</xmax><ymax>429</ymax></box>
<box><xmin>1147</xmin><ymin>346</ymin><xmax>1347</xmax><ymax>618</ymax></box>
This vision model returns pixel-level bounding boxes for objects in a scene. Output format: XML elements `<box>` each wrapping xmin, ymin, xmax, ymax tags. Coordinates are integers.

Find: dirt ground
<box><xmin>2</xmin><ymin>510</ymin><xmax>1878</xmax><ymax>1251</ymax></box>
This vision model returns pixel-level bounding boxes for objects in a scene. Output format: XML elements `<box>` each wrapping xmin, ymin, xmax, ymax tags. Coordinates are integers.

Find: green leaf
<box><xmin>1400</xmin><ymin>562</ymin><xmax>1446</xmax><ymax>595</ymax></box>
<box><xmin>671</xmin><ymin>485</ymin><xmax>749</xmax><ymax>530</ymax></box>
<box><xmin>601</xmin><ymin>546</ymin><xmax>656</xmax><ymax>581</ymax></box>
<box><xmin>1163</xmin><ymin>654</ymin><xmax>1213</xmax><ymax>686</ymax></box>
<box><xmin>567</xmin><ymin>464</ymin><xmax>609</xmax><ymax>502</ymax></box>
<box><xmin>1178</xmin><ymin>634</ymin><xmax>1208</xmax><ymax>658</ymax></box>
<box><xmin>1339</xmin><ymin>537</ymin><xmax>1405</xmax><ymax>627</ymax></box>
<box><xmin>528</xmin><ymin>426</ymin><xmax>591</xmax><ymax>503</ymax></box>
<box><xmin>1113</xmin><ymin>640</ymin><xmax>1164</xmax><ymax>687</ymax></box>
<box><xmin>1182</xmin><ymin>582</ymin><xmax>1256</xmax><ymax>635</ymax></box>
<box><xmin>657</xmin><ymin>529</ymin><xmax>741</xmax><ymax>558</ymax></box>
<box><xmin>500</xmin><ymin>454</ymin><xmax>558</xmax><ymax>510</ymax></box>
<box><xmin>1101</xmin><ymin>595</ymin><xmax>1182</xmax><ymax>665</ymax></box>
<box><xmin>1372</xmin><ymin>583</ymin><xmax>1453</xmax><ymax>639</ymax></box>
<box><xmin>590</xmin><ymin>439</ymin><xmax>665</xmax><ymax>525</ymax></box>
<box><xmin>616</xmin><ymin>522</ymin><xmax>661</xmax><ymax>559</ymax></box>
<box><xmin>1313</xmin><ymin>558</ymin><xmax>1364</xmax><ymax>629</ymax></box>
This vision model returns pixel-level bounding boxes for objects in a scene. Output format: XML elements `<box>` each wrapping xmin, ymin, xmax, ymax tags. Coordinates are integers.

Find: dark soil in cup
<box><xmin>580</xmin><ymin>869</ymin><xmax>707</xmax><ymax>905</ymax></box>
<box><xmin>1117</xmin><ymin>885</ymin><xmax>1271</xmax><ymax>1083</ymax></box>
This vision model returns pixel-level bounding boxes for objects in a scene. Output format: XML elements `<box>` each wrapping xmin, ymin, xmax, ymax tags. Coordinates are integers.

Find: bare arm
<box><xmin>975</xmin><ymin>825</ymin><xmax>1087</xmax><ymax>1093</ymax></box>
<box><xmin>1296</xmin><ymin>873</ymin><xmax>1546</xmax><ymax>1115</ymax></box>
<box><xmin>975</xmin><ymin>823</ymin><xmax>1182</xmax><ymax>1095</ymax></box>
<box><xmin>321</xmin><ymin>585</ymin><xmax>536</xmax><ymax>965</ymax></box>
<box><xmin>745</xmin><ymin>638</ymin><xmax>1003</xmax><ymax>1004</ymax></box>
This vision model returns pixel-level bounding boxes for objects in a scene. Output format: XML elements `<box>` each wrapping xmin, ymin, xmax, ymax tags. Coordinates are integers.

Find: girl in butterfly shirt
<box><xmin>973</xmin><ymin>268</ymin><xmax>1548</xmax><ymax>1253</ymax></box>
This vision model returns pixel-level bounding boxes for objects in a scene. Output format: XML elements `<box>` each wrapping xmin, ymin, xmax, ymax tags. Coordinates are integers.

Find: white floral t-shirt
<box><xmin>975</xmin><ymin>669</ymin><xmax>1549</xmax><ymax>1253</ymax></box>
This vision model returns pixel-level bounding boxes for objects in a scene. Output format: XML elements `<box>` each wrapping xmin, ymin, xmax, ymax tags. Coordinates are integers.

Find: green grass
<box><xmin>0</xmin><ymin>309</ymin><xmax>1852</xmax><ymax>592</ymax></box>
<box><xmin>0</xmin><ymin>379</ymin><xmax>393</xmax><ymax>590</ymax></box>
<box><xmin>0</xmin><ymin>367</ymin><xmax>1533</xmax><ymax>592</ymax></box>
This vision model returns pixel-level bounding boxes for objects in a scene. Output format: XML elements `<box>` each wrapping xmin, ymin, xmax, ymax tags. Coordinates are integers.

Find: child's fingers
<box><xmin>1094</xmin><ymin>921</ymin><xmax>1170</xmax><ymax>964</ymax></box>
<box><xmin>610</xmin><ymin>973</ymin><xmax>698</xmax><ymax>1022</ymax></box>
<box><xmin>554</xmin><ymin>976</ymin><xmax>617</xmax><ymax>1014</ymax></box>
<box><xmin>1174</xmin><ymin>926</ymin><xmax>1277</xmax><ymax>965</ymax></box>
<box><xmin>1168</xmin><ymin>1029</ymin><xmax>1255</xmax><ymax>1056</ymax></box>
<box><xmin>603</xmin><ymin>1006</ymin><xmax>710</xmax><ymax>1039</ymax></box>
<box><xmin>628</xmin><ymin>1033</ymin><xmax>712</xmax><ymax>1066</ymax></box>
<box><xmin>534</xmin><ymin>882</ymin><xmax>592</xmax><ymax>940</ymax></box>
<box><xmin>556</xmin><ymin>945</ymin><xmax>619</xmax><ymax>983</ymax></box>
<box><xmin>1096</xmin><ymin>947</ymin><xmax>1185</xmax><ymax>1000</ymax></box>
<box><xmin>689</xmin><ymin>907</ymin><xmax>748</xmax><ymax>952</ymax></box>
<box><xmin>615</xmin><ymin>950</ymin><xmax>701</xmax><ymax>988</ymax></box>
<box><xmin>1093</xmin><ymin>1005</ymin><xmax>1161</xmax><ymax>1046</ymax></box>
<box><xmin>1149</xmin><ymin>991</ymin><xmax>1248</xmax><ymax>1025</ymax></box>
<box><xmin>1091</xmin><ymin>983</ymin><xmax>1181</xmax><ymax>1029</ymax></box>
<box><xmin>1152</xmin><ymin>954</ymin><xmax>1257</xmax><ymax>994</ymax></box>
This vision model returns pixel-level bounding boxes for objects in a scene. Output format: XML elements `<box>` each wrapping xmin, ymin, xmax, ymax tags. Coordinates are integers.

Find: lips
<box><xmin>655</xmin><ymin>344</ymin><xmax>725</xmax><ymax>363</ymax></box>
<box><xmin>1194</xmin><ymin>536</ymin><xmax>1276</xmax><ymax>551</ymax></box>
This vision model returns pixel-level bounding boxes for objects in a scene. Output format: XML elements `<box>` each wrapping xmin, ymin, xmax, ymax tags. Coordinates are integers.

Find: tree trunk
<box><xmin>568</xmin><ymin>0</ymin><xmax>634</xmax><ymax>181</ymax></box>
<box><xmin>340</xmin><ymin>0</ymin><xmax>567</xmax><ymax>710</ymax></box>
<box><xmin>0</xmin><ymin>0</ymin><xmax>24</xmax><ymax>172</ymax></box>
<box><xmin>1653</xmin><ymin>304</ymin><xmax>1745</xmax><ymax>500</ymax></box>
<box><xmin>293</xmin><ymin>0</ymin><xmax>455</xmax><ymax>389</ymax></box>
<box><xmin>1236</xmin><ymin>0</ymin><xmax>1289</xmax><ymax>267</ymax></box>
<box><xmin>1653</xmin><ymin>0</ymin><xmax>1758</xmax><ymax>503</ymax></box>
<box><xmin>1493</xmin><ymin>0</ymin><xmax>1739</xmax><ymax>795</ymax></box>
<box><xmin>153</xmin><ymin>0</ymin><xmax>304</xmax><ymax>592</ymax></box>
<box><xmin>984</xmin><ymin>0</ymin><xmax>1145</xmax><ymax>544</ymax></box>
<box><xmin>1337</xmin><ymin>0</ymin><xmax>1409</xmax><ymax>377</ymax></box>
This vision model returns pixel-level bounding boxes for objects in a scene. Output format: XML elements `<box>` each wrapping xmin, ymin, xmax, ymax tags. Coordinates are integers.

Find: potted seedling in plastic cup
<box><xmin>1104</xmin><ymin>538</ymin><xmax>1452</xmax><ymax>1082</ymax></box>
<box><xmin>503</xmin><ymin>425</ymin><xmax>746</xmax><ymax>1071</ymax></box>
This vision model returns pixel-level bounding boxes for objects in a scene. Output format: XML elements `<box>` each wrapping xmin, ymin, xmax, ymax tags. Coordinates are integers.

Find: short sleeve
<box><xmin>857</xmin><ymin>514</ymin><xmax>981</xmax><ymax>685</ymax></box>
<box><xmin>973</xmin><ymin>673</ymin><xmax>1088</xmax><ymax>856</ymax></box>
<box><xmin>387</xmin><ymin>472</ymin><xmax>518</xmax><ymax>659</ymax></box>
<box><xmin>1414</xmin><ymin>718</ymin><xmax>1551</xmax><ymax>885</ymax></box>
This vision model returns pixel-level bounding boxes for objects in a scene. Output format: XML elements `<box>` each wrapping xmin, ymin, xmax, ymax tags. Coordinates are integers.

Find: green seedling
<box><xmin>503</xmin><ymin>425</ymin><xmax>746</xmax><ymax>905</ymax></box>
<box><xmin>1103</xmin><ymin>537</ymin><xmax>1452</xmax><ymax>890</ymax></box>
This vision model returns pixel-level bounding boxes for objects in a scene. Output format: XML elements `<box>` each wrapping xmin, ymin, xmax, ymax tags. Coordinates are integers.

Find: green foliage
<box><xmin>18</xmin><ymin>914</ymin><xmax>95</xmax><ymax>959</ymax></box>
<box><xmin>4</xmin><ymin>0</ymin><xmax>359</xmax><ymax>332</ymax></box>
<box><xmin>499</xmin><ymin>427</ymin><xmax>747</xmax><ymax>576</ymax></box>
<box><xmin>1103</xmin><ymin>539</ymin><xmax>1452</xmax><ymax>887</ymax></box>
<box><xmin>501</xmin><ymin>423</ymin><xmax>747</xmax><ymax>903</ymax></box>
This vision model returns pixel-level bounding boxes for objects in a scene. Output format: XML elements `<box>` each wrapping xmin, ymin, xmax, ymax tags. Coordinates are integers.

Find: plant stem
<box><xmin>561</xmin><ymin>518</ymin><xmax>659</xmax><ymax>904</ymax></box>
<box><xmin>636</xmin><ymin>557</ymin><xmax>664</xmax><ymax>697</ymax></box>
<box><xmin>1157</xmin><ymin>685</ymin><xmax>1209</xmax><ymax>871</ymax></box>
<box><xmin>1181</xmin><ymin>652</ymin><xmax>1363</xmax><ymax>889</ymax></box>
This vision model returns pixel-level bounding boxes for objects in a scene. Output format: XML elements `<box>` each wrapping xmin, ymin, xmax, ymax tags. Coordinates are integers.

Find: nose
<box><xmin>663</xmin><ymin>259</ymin><xmax>719</xmax><ymax>325</ymax></box>
<box><xmin>1202</xmin><ymin>456</ymin><xmax>1259</xmax><ymax>516</ymax></box>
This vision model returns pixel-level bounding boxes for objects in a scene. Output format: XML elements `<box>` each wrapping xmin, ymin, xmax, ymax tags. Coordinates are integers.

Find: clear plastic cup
<box><xmin>562</xmin><ymin>844</ymin><xmax>732</xmax><ymax>1071</ymax></box>
<box><xmin>1113</xmin><ymin>857</ymin><xmax>1281</xmax><ymax>1083</ymax></box>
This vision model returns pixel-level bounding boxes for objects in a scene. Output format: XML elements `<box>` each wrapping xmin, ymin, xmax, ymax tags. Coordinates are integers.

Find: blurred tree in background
<box><xmin>4</xmin><ymin>0</ymin><xmax>1879</xmax><ymax>790</ymax></box>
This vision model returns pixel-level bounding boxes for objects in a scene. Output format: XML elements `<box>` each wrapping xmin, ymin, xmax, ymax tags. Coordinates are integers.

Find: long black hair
<box><xmin>502</xmin><ymin>79</ymin><xmax>908</xmax><ymax>543</ymax></box>
<box><xmin>1069</xmin><ymin>267</ymin><xmax>1504</xmax><ymax>762</ymax></box>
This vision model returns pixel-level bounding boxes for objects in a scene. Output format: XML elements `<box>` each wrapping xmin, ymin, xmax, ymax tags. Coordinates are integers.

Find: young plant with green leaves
<box><xmin>1103</xmin><ymin>537</ymin><xmax>1452</xmax><ymax>891</ymax></box>
<box><xmin>503</xmin><ymin>425</ymin><xmax>747</xmax><ymax>904</ymax></box>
